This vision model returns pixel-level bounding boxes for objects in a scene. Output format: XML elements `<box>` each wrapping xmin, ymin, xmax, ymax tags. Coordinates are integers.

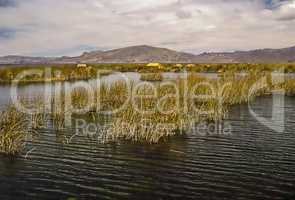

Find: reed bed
<box><xmin>103</xmin><ymin>72</ymin><xmax>277</xmax><ymax>143</ymax></box>
<box><xmin>2</xmin><ymin>71</ymin><xmax>295</xmax><ymax>147</ymax></box>
<box><xmin>46</xmin><ymin>71</ymin><xmax>288</xmax><ymax>143</ymax></box>
<box><xmin>104</xmin><ymin>84</ymin><xmax>190</xmax><ymax>143</ymax></box>
<box><xmin>0</xmin><ymin>107</ymin><xmax>29</xmax><ymax>155</ymax></box>
<box><xmin>104</xmin><ymin>74</ymin><xmax>224</xmax><ymax>143</ymax></box>
<box><xmin>0</xmin><ymin>97</ymin><xmax>49</xmax><ymax>155</ymax></box>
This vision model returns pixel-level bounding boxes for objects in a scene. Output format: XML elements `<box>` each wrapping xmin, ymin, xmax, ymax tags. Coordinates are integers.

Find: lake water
<box><xmin>0</xmin><ymin>72</ymin><xmax>216</xmax><ymax>109</ymax></box>
<box><xmin>0</xmin><ymin>73</ymin><xmax>295</xmax><ymax>200</ymax></box>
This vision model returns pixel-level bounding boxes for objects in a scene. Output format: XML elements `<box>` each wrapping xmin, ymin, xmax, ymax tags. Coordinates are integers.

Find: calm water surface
<box><xmin>0</xmin><ymin>73</ymin><xmax>295</xmax><ymax>200</ymax></box>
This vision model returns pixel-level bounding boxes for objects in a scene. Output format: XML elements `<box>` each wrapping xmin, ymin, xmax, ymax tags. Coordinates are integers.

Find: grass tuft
<box><xmin>0</xmin><ymin>107</ymin><xmax>29</xmax><ymax>156</ymax></box>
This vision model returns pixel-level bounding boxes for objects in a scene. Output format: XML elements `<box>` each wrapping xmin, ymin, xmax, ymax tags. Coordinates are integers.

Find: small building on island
<box><xmin>146</xmin><ymin>63</ymin><xmax>164</xmax><ymax>70</ymax></box>
<box><xmin>77</xmin><ymin>63</ymin><xmax>87</xmax><ymax>68</ymax></box>
<box><xmin>147</xmin><ymin>63</ymin><xmax>161</xmax><ymax>67</ymax></box>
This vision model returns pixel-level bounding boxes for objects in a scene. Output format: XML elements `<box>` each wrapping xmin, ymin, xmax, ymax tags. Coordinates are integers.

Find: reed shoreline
<box><xmin>1</xmin><ymin>70</ymin><xmax>294</xmax><ymax>156</ymax></box>
<box><xmin>0</xmin><ymin>63</ymin><xmax>295</xmax><ymax>84</ymax></box>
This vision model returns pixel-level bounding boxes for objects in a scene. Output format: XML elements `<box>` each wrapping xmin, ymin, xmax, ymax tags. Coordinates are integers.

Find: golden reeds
<box><xmin>0</xmin><ymin>106</ymin><xmax>28</xmax><ymax>155</ymax></box>
<box><xmin>2</xmin><ymin>70</ymin><xmax>295</xmax><ymax>146</ymax></box>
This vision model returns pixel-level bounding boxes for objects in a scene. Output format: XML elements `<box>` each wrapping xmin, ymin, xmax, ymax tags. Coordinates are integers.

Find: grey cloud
<box><xmin>273</xmin><ymin>0</ymin><xmax>295</xmax><ymax>21</ymax></box>
<box><xmin>0</xmin><ymin>28</ymin><xmax>16</xmax><ymax>39</ymax></box>
<box><xmin>0</xmin><ymin>0</ymin><xmax>295</xmax><ymax>56</ymax></box>
<box><xmin>0</xmin><ymin>0</ymin><xmax>16</xmax><ymax>8</ymax></box>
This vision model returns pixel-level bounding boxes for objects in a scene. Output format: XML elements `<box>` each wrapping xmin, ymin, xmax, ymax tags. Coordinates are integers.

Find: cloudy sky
<box><xmin>0</xmin><ymin>0</ymin><xmax>295</xmax><ymax>56</ymax></box>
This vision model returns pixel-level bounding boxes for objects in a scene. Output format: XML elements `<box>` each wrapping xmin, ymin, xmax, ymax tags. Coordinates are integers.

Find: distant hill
<box><xmin>194</xmin><ymin>46</ymin><xmax>295</xmax><ymax>63</ymax></box>
<box><xmin>1</xmin><ymin>45</ymin><xmax>295</xmax><ymax>65</ymax></box>
<box><xmin>78</xmin><ymin>45</ymin><xmax>196</xmax><ymax>63</ymax></box>
<box><xmin>0</xmin><ymin>55</ymin><xmax>57</xmax><ymax>65</ymax></box>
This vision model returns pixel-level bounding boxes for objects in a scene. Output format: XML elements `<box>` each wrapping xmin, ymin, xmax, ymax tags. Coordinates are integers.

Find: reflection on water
<box><xmin>0</xmin><ymin>73</ymin><xmax>295</xmax><ymax>200</ymax></box>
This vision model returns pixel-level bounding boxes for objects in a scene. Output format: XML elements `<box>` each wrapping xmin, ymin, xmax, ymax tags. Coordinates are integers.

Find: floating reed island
<box><xmin>0</xmin><ymin>64</ymin><xmax>113</xmax><ymax>84</ymax></box>
<box><xmin>1</xmin><ymin>71</ymin><xmax>295</xmax><ymax>156</ymax></box>
<box><xmin>1</xmin><ymin>63</ymin><xmax>295</xmax><ymax>84</ymax></box>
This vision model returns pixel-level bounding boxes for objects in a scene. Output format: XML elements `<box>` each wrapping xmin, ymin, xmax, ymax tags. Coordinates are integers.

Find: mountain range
<box><xmin>1</xmin><ymin>45</ymin><xmax>295</xmax><ymax>65</ymax></box>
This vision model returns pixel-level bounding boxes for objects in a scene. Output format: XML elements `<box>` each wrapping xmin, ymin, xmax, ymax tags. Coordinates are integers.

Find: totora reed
<box><xmin>1</xmin><ymin>72</ymin><xmax>295</xmax><ymax>152</ymax></box>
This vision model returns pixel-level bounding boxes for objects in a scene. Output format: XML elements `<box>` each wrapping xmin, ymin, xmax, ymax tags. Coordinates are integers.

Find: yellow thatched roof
<box><xmin>147</xmin><ymin>63</ymin><xmax>161</xmax><ymax>67</ymax></box>
<box><xmin>77</xmin><ymin>64</ymin><xmax>87</xmax><ymax>68</ymax></box>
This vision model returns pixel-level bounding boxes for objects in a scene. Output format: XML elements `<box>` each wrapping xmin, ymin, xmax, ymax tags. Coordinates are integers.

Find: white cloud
<box><xmin>0</xmin><ymin>0</ymin><xmax>295</xmax><ymax>56</ymax></box>
<box><xmin>274</xmin><ymin>0</ymin><xmax>295</xmax><ymax>20</ymax></box>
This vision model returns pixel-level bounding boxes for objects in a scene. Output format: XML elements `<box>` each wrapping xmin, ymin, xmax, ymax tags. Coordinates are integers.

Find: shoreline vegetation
<box><xmin>0</xmin><ymin>64</ymin><xmax>113</xmax><ymax>84</ymax></box>
<box><xmin>1</xmin><ymin>69</ymin><xmax>295</xmax><ymax>156</ymax></box>
<box><xmin>0</xmin><ymin>106</ymin><xmax>34</xmax><ymax>156</ymax></box>
<box><xmin>0</xmin><ymin>63</ymin><xmax>295</xmax><ymax>84</ymax></box>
